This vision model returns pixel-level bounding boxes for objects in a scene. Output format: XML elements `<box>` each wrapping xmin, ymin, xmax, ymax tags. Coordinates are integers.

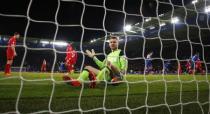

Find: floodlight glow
<box><xmin>41</xmin><ymin>40</ymin><xmax>49</xmax><ymax>44</ymax></box>
<box><xmin>149</xmin><ymin>26</ymin><xmax>155</xmax><ymax>29</ymax></box>
<box><xmin>135</xmin><ymin>23</ymin><xmax>139</xmax><ymax>25</ymax></box>
<box><xmin>128</xmin><ymin>30</ymin><xmax>137</xmax><ymax>33</ymax></box>
<box><xmin>192</xmin><ymin>0</ymin><xmax>197</xmax><ymax>4</ymax></box>
<box><xmin>119</xmin><ymin>39</ymin><xmax>123</xmax><ymax>42</ymax></box>
<box><xmin>136</xmin><ymin>27</ymin><xmax>145</xmax><ymax>31</ymax></box>
<box><xmin>52</xmin><ymin>41</ymin><xmax>68</xmax><ymax>46</ymax></box>
<box><xmin>90</xmin><ymin>39</ymin><xmax>96</xmax><ymax>43</ymax></box>
<box><xmin>171</xmin><ymin>17</ymin><xmax>179</xmax><ymax>24</ymax></box>
<box><xmin>124</xmin><ymin>25</ymin><xmax>132</xmax><ymax>31</ymax></box>
<box><xmin>145</xmin><ymin>18</ymin><xmax>151</xmax><ymax>22</ymax></box>
<box><xmin>205</xmin><ymin>6</ymin><xmax>210</xmax><ymax>13</ymax></box>
<box><xmin>160</xmin><ymin>22</ymin><xmax>166</xmax><ymax>27</ymax></box>
<box><xmin>159</xmin><ymin>14</ymin><xmax>164</xmax><ymax>17</ymax></box>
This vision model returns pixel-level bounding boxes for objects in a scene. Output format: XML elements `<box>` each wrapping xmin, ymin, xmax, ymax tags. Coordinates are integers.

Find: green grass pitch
<box><xmin>0</xmin><ymin>72</ymin><xmax>209</xmax><ymax>114</ymax></box>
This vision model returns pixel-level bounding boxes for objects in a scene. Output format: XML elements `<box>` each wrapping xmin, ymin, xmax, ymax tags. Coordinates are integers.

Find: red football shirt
<box><xmin>7</xmin><ymin>36</ymin><xmax>16</xmax><ymax>57</ymax></box>
<box><xmin>65</xmin><ymin>44</ymin><xmax>77</xmax><ymax>65</ymax></box>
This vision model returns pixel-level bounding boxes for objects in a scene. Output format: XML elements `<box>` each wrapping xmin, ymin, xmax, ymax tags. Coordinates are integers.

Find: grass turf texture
<box><xmin>0</xmin><ymin>72</ymin><xmax>209</xmax><ymax>114</ymax></box>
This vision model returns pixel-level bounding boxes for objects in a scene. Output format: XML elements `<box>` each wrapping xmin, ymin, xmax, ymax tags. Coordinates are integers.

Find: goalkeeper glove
<box><xmin>86</xmin><ymin>49</ymin><xmax>96</xmax><ymax>58</ymax></box>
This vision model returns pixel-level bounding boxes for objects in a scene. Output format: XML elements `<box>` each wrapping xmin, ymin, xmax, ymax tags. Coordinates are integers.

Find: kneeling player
<box><xmin>63</xmin><ymin>36</ymin><xmax>127</xmax><ymax>88</ymax></box>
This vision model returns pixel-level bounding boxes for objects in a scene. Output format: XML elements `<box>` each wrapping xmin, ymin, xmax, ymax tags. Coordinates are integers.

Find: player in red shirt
<box><xmin>65</xmin><ymin>44</ymin><xmax>77</xmax><ymax>74</ymax></box>
<box><xmin>41</xmin><ymin>59</ymin><xmax>47</xmax><ymax>72</ymax></box>
<box><xmin>4</xmin><ymin>32</ymin><xmax>20</xmax><ymax>76</ymax></box>
<box><xmin>195</xmin><ymin>59</ymin><xmax>205</xmax><ymax>75</ymax></box>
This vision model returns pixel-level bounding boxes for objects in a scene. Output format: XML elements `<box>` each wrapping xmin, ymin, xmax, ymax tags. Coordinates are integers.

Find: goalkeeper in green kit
<box><xmin>63</xmin><ymin>36</ymin><xmax>128</xmax><ymax>88</ymax></box>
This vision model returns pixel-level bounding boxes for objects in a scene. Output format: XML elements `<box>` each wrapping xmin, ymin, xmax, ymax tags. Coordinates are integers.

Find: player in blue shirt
<box><xmin>145</xmin><ymin>52</ymin><xmax>153</xmax><ymax>74</ymax></box>
<box><xmin>191</xmin><ymin>53</ymin><xmax>199</xmax><ymax>71</ymax></box>
<box><xmin>163</xmin><ymin>60</ymin><xmax>171</xmax><ymax>74</ymax></box>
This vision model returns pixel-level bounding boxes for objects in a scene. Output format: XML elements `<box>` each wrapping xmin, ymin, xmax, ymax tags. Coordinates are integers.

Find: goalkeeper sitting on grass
<box><xmin>63</xmin><ymin>36</ymin><xmax>127</xmax><ymax>88</ymax></box>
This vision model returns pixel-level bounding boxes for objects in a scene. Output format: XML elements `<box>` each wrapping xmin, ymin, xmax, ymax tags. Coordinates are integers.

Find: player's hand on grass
<box><xmin>86</xmin><ymin>49</ymin><xmax>95</xmax><ymax>58</ymax></box>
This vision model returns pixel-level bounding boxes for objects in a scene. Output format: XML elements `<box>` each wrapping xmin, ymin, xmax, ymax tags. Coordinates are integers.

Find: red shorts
<box><xmin>196</xmin><ymin>65</ymin><xmax>201</xmax><ymax>69</ymax></box>
<box><xmin>41</xmin><ymin>64</ymin><xmax>46</xmax><ymax>72</ymax></box>
<box><xmin>7</xmin><ymin>49</ymin><xmax>14</xmax><ymax>60</ymax></box>
<box><xmin>41</xmin><ymin>64</ymin><xmax>46</xmax><ymax>68</ymax></box>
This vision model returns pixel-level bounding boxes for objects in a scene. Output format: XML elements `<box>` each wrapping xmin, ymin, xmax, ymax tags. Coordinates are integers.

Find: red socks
<box><xmin>71</xmin><ymin>80</ymin><xmax>81</xmax><ymax>87</ymax></box>
<box><xmin>4</xmin><ymin>64</ymin><xmax>11</xmax><ymax>74</ymax></box>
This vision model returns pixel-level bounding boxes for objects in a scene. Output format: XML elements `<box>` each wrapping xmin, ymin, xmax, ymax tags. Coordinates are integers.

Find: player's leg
<box><xmin>4</xmin><ymin>60</ymin><xmax>10</xmax><ymax>75</ymax></box>
<box><xmin>146</xmin><ymin>65</ymin><xmax>152</xmax><ymax>74</ymax></box>
<box><xmin>63</xmin><ymin>66</ymin><xmax>99</xmax><ymax>87</ymax></box>
<box><xmin>66</xmin><ymin>64</ymin><xmax>70</xmax><ymax>73</ymax></box>
<box><xmin>198</xmin><ymin>66</ymin><xmax>204</xmax><ymax>75</ymax></box>
<box><xmin>44</xmin><ymin>65</ymin><xmax>46</xmax><ymax>72</ymax></box>
<box><xmin>145</xmin><ymin>66</ymin><xmax>149</xmax><ymax>74</ymax></box>
<box><xmin>41</xmin><ymin>65</ymin><xmax>43</xmax><ymax>72</ymax></box>
<box><xmin>178</xmin><ymin>68</ymin><xmax>182</xmax><ymax>75</ymax></box>
<box><xmin>96</xmin><ymin>67</ymin><xmax>111</xmax><ymax>82</ymax></box>
<box><xmin>188</xmin><ymin>68</ymin><xmax>193</xmax><ymax>74</ymax></box>
<box><xmin>70</xmin><ymin>65</ymin><xmax>75</xmax><ymax>74</ymax></box>
<box><xmin>191</xmin><ymin>62</ymin><xmax>196</xmax><ymax>74</ymax></box>
<box><xmin>63</xmin><ymin>73</ymin><xmax>81</xmax><ymax>87</ymax></box>
<box><xmin>145</xmin><ymin>61</ymin><xmax>149</xmax><ymax>74</ymax></box>
<box><xmin>66</xmin><ymin>63</ymin><xmax>74</xmax><ymax>74</ymax></box>
<box><xmin>195</xmin><ymin>63</ymin><xmax>199</xmax><ymax>74</ymax></box>
<box><xmin>146</xmin><ymin>61</ymin><xmax>152</xmax><ymax>74</ymax></box>
<box><xmin>63</xmin><ymin>62</ymin><xmax>80</xmax><ymax>86</ymax></box>
<box><xmin>96</xmin><ymin>67</ymin><xmax>122</xmax><ymax>86</ymax></box>
<box><xmin>72</xmin><ymin>66</ymin><xmax>110</xmax><ymax>87</ymax></box>
<box><xmin>110</xmin><ymin>70</ymin><xmax>124</xmax><ymax>86</ymax></box>
<box><xmin>5</xmin><ymin>55</ymin><xmax>13</xmax><ymax>76</ymax></box>
<box><xmin>163</xmin><ymin>67</ymin><xmax>168</xmax><ymax>74</ymax></box>
<box><xmin>79</xmin><ymin>66</ymin><xmax>99</xmax><ymax>88</ymax></box>
<box><xmin>5</xmin><ymin>60</ymin><xmax>12</xmax><ymax>75</ymax></box>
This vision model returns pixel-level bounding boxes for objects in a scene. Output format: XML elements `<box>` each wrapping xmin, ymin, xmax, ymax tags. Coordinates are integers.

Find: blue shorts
<box><xmin>146</xmin><ymin>60</ymin><xmax>152</xmax><ymax>68</ymax></box>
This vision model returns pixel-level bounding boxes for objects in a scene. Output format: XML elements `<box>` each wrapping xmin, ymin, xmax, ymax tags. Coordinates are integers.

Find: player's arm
<box><xmin>119</xmin><ymin>55</ymin><xmax>127</xmax><ymax>74</ymax></box>
<box><xmin>11</xmin><ymin>44</ymin><xmax>17</xmax><ymax>56</ymax></box>
<box><xmin>93</xmin><ymin>56</ymin><xmax>105</xmax><ymax>69</ymax></box>
<box><xmin>192</xmin><ymin>56</ymin><xmax>195</xmax><ymax>62</ymax></box>
<box><xmin>86</xmin><ymin>49</ymin><xmax>105</xmax><ymax>69</ymax></box>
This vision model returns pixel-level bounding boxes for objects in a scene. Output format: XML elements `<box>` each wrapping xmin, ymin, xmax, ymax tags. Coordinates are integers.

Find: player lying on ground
<box><xmin>63</xmin><ymin>36</ymin><xmax>128</xmax><ymax>88</ymax></box>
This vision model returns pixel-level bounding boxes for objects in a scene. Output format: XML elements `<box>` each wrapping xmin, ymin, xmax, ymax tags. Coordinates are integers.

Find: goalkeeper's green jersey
<box><xmin>93</xmin><ymin>49</ymin><xmax>127</xmax><ymax>72</ymax></box>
